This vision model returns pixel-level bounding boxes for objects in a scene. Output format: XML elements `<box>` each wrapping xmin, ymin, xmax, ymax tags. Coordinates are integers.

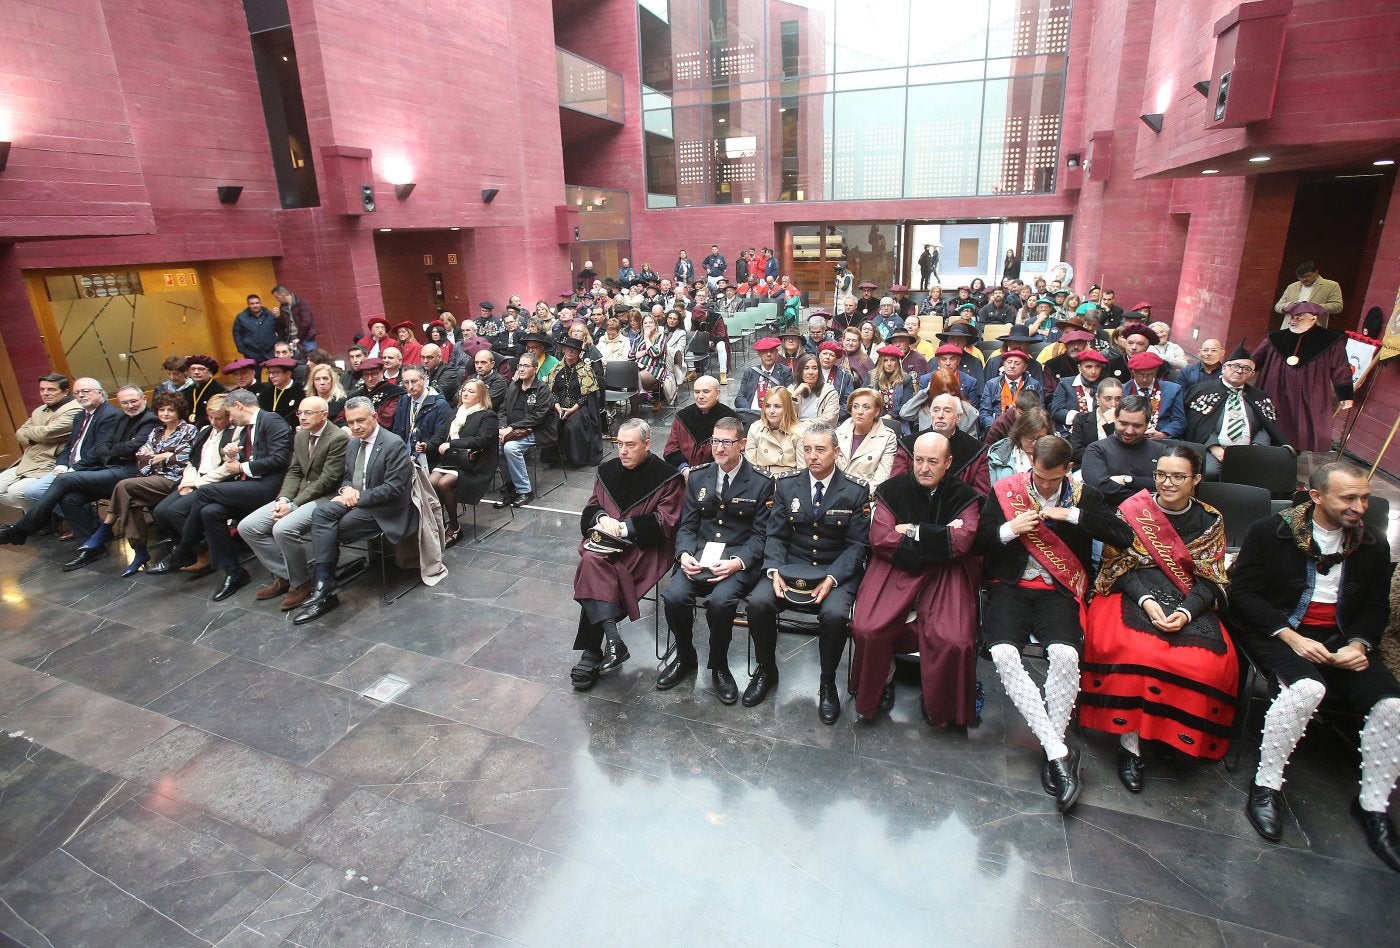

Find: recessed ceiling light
<box><xmin>778</xmin><ymin>107</ymin><xmax>787</xmax><ymax>113</ymax></box>
<box><xmin>717</xmin><ymin>117</ymin><xmax>727</xmax><ymax>123</ymax></box>
<box><xmin>1374</xmin><ymin>159</ymin><xmax>1395</xmax><ymax>166</ymax></box>
<box><xmin>1201</xmin><ymin>169</ymin><xmax>1220</xmax><ymax>174</ymax></box>
<box><xmin>1248</xmin><ymin>155</ymin><xmax>1271</xmax><ymax>163</ymax></box>
<box><xmin>380</xmin><ymin>228</ymin><xmax>392</xmax><ymax>232</ymax></box>
<box><xmin>450</xmin><ymin>226</ymin><xmax>461</xmax><ymax>231</ymax></box>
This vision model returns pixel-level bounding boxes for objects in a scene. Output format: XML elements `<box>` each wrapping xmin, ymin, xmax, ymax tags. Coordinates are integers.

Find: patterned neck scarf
<box><xmin>1279</xmin><ymin>502</ymin><xmax>1361</xmax><ymax>575</ymax></box>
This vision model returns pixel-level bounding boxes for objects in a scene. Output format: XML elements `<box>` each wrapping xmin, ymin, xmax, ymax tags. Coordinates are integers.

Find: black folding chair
<box><xmin>1196</xmin><ymin>481</ymin><xmax>1272</xmax><ymax>549</ymax></box>
<box><xmin>1219</xmin><ymin>444</ymin><xmax>1298</xmax><ymax>499</ymax></box>
<box><xmin>602</xmin><ymin>360</ymin><xmax>640</xmax><ymax>435</ymax></box>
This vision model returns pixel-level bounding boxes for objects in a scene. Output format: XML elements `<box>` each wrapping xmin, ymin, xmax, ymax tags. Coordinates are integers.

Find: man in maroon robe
<box><xmin>1252</xmin><ymin>302</ymin><xmax>1355</xmax><ymax>453</ymax></box>
<box><xmin>662</xmin><ymin>375</ymin><xmax>738</xmax><ymax>477</ymax></box>
<box><xmin>851</xmin><ymin>432</ymin><xmax>982</xmax><ymax>725</ymax></box>
<box><xmin>570</xmin><ymin>418</ymin><xmax>685</xmax><ymax>690</ymax></box>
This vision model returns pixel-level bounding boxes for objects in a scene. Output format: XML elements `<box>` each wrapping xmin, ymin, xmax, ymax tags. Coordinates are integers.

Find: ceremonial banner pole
<box><xmin>1367</xmin><ymin>412</ymin><xmax>1400</xmax><ymax>482</ymax></box>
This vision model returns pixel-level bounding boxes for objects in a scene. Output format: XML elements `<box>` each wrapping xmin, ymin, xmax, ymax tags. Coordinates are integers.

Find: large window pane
<box><xmin>831</xmin><ymin>0</ymin><xmax>910</xmax><ymax>73</ymax></box>
<box><xmin>829</xmin><ymin>88</ymin><xmax>905</xmax><ymax>201</ymax></box>
<box><xmin>905</xmin><ymin>82</ymin><xmax>983</xmax><ymax>198</ymax></box>
<box><xmin>910</xmin><ymin>0</ymin><xmax>991</xmax><ymax>66</ymax></box>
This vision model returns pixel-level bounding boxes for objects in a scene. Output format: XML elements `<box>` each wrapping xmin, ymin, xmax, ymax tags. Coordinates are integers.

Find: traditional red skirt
<box><xmin>1078</xmin><ymin>592</ymin><xmax>1239</xmax><ymax>759</ymax></box>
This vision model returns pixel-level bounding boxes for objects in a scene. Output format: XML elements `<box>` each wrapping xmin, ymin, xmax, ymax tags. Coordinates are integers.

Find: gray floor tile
<box><xmin>0</xmin><ymin>682</ymin><xmax>177</xmax><ymax>770</ymax></box>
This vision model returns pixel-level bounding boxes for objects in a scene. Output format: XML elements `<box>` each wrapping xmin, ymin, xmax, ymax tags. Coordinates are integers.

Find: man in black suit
<box><xmin>474</xmin><ymin>350</ymin><xmax>509</xmax><ymax>405</ymax></box>
<box><xmin>293</xmin><ymin>396</ymin><xmax>418</xmax><ymax>624</ymax></box>
<box><xmin>391</xmin><ymin>366</ymin><xmax>453</xmax><ymax>471</ymax></box>
<box><xmin>1230</xmin><ymin>462</ymin><xmax>1400</xmax><ymax>871</ymax></box>
<box><xmin>744</xmin><ymin>422</ymin><xmax>871</xmax><ymax>723</ymax></box>
<box><xmin>492</xmin><ymin>311</ymin><xmax>524</xmax><ymax>359</ymax></box>
<box><xmin>421</xmin><ymin>344</ymin><xmax>462</xmax><ymax>406</ymax></box>
<box><xmin>659</xmin><ymin>416</ymin><xmax>775</xmax><ymax>703</ymax></box>
<box><xmin>0</xmin><ymin>381</ymin><xmax>158</xmax><ymax>547</ymax></box>
<box><xmin>973</xmin><ymin>435</ymin><xmax>1132</xmax><ymax>813</ymax></box>
<box><xmin>146</xmin><ymin>389</ymin><xmax>292</xmax><ymax>602</ymax></box>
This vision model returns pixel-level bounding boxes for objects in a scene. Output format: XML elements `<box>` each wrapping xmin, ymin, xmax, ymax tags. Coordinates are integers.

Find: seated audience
<box><xmin>1080</xmin><ymin>395</ymin><xmax>1164</xmax><ymax>507</ymax></box>
<box><xmin>62</xmin><ymin>391</ymin><xmax>196</xmax><ymax>571</ymax></box>
<box><xmin>851</xmin><ymin>431</ymin><xmax>982</xmax><ymax>725</ymax></box>
<box><xmin>1079</xmin><ymin>445</ymin><xmax>1238</xmax><ymax>791</ymax></box>
<box><xmin>788</xmin><ymin>354</ymin><xmax>840</xmax><ymax>427</ymax></box>
<box><xmin>973</xmin><ymin>435</ymin><xmax>1133</xmax><ymax>813</ymax></box>
<box><xmin>1229</xmin><ymin>462</ymin><xmax>1399</xmax><ymax>872</ymax></box>
<box><xmin>0</xmin><ymin>374</ymin><xmax>79</xmax><ymax>511</ymax></box>
<box><xmin>1183</xmin><ymin>342</ymin><xmax>1290</xmax><ymax>478</ymax></box>
<box><xmin>431</xmin><ymin>379</ymin><xmax>500</xmax><ymax>547</ymax></box>
<box><xmin>1123</xmin><ymin>352</ymin><xmax>1185</xmax><ymax>439</ymax></box>
<box><xmin>493</xmin><ymin>354</ymin><xmax>557</xmax><ymax>509</ymax></box>
<box><xmin>735</xmin><ymin>337</ymin><xmax>793</xmax><ymax>428</ymax></box>
<box><xmin>744</xmin><ymin>388</ymin><xmax>804</xmax><ymax>477</ymax></box>
<box><xmin>1070</xmin><ymin>379</ymin><xmax>1122</xmax><ymax>466</ymax></box>
<box><xmin>988</xmin><ymin>407</ymin><xmax>1056</xmax><ymax>486</ymax></box>
<box><xmin>663</xmin><ymin>375</ymin><xmax>737</xmax><ymax>476</ymax></box>
<box><xmin>292</xmin><ymin>396</ymin><xmax>419</xmax><ymax>624</ymax></box>
<box><xmin>835</xmin><ymin>388</ymin><xmax>897</xmax><ymax>493</ymax></box>
<box><xmin>658</xmin><ymin>416</ymin><xmax>774</xmax><ymax>702</ymax></box>
<box><xmin>744</xmin><ymin>423</ymin><xmax>871</xmax><ymax>723</ymax></box>
<box><xmin>569</xmin><ymin>419</ymin><xmax>685</xmax><ymax>691</ymax></box>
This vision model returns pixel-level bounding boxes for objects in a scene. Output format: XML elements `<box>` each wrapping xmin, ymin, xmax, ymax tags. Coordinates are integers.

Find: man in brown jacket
<box><xmin>0</xmin><ymin>374</ymin><xmax>80</xmax><ymax>511</ymax></box>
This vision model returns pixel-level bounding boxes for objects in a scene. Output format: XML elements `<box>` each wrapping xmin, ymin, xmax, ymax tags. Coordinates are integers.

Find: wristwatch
<box><xmin>1348</xmin><ymin>638</ymin><xmax>1373</xmax><ymax>655</ymax></box>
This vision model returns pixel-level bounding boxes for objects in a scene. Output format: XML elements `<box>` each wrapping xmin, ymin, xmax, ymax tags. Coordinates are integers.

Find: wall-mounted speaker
<box><xmin>361</xmin><ymin>185</ymin><xmax>376</xmax><ymax>212</ymax></box>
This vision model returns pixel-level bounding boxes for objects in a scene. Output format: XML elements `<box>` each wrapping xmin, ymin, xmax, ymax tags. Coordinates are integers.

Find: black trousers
<box><xmin>983</xmin><ymin>581</ymin><xmax>1083</xmax><ymax>653</ymax></box>
<box><xmin>310</xmin><ymin>501</ymin><xmax>415</xmax><ymax>578</ymax></box>
<box><xmin>17</xmin><ymin>467</ymin><xmax>134</xmax><ymax>543</ymax></box>
<box><xmin>745</xmin><ymin>577</ymin><xmax>854</xmax><ymax>679</ymax></box>
<box><xmin>167</xmin><ymin>480</ymin><xmax>280</xmax><ymax>570</ymax></box>
<box><xmin>662</xmin><ymin>568</ymin><xmax>761</xmax><ymax>669</ymax></box>
<box><xmin>1248</xmin><ymin>624</ymin><xmax>1400</xmax><ymax>713</ymax></box>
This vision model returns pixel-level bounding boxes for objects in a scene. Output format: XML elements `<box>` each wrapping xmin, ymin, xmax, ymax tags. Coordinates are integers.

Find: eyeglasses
<box><xmin>1222</xmin><ymin>362</ymin><xmax>1253</xmax><ymax>373</ymax></box>
<box><xmin>1153</xmin><ymin>471</ymin><xmax>1194</xmax><ymax>485</ymax></box>
<box><xmin>74</xmin><ymin>387</ymin><xmax>102</xmax><ymax>394</ymax></box>
<box><xmin>709</xmin><ymin>438</ymin><xmax>741</xmax><ymax>448</ymax></box>
<box><xmin>296</xmin><ymin>409</ymin><xmax>327</xmax><ymax>416</ymax></box>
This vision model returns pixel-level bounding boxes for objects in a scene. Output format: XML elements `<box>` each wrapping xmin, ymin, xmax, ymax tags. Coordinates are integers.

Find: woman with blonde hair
<box><xmin>836</xmin><ymin>387</ymin><xmax>897</xmax><ymax>492</ymax></box>
<box><xmin>304</xmin><ymin>362</ymin><xmax>347</xmax><ymax>423</ymax></box>
<box><xmin>744</xmin><ymin>387</ymin><xmax>804</xmax><ymax>476</ymax></box>
<box><xmin>432</xmin><ymin>378</ymin><xmax>500</xmax><ymax>547</ymax></box>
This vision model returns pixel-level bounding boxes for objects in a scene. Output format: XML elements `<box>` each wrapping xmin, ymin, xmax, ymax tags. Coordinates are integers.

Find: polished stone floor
<box><xmin>1</xmin><ymin>395</ymin><xmax>1399</xmax><ymax>947</ymax></box>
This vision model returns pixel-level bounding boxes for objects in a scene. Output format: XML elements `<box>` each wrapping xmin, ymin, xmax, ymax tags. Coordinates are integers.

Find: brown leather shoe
<box><xmin>180</xmin><ymin>553</ymin><xmax>211</xmax><ymax>574</ymax></box>
<box><xmin>255</xmin><ymin>576</ymin><xmax>291</xmax><ymax>601</ymax></box>
<box><xmin>280</xmin><ymin>582</ymin><xmax>313</xmax><ymax>611</ymax></box>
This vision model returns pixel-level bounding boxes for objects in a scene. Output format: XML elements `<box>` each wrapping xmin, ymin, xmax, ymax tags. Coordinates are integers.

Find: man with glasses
<box><xmin>1176</xmin><ymin>338</ymin><xmax>1226</xmax><ymax>392</ymax></box>
<box><xmin>0</xmin><ymin>384</ymin><xmax>157</xmax><ymax>547</ymax></box>
<box><xmin>235</xmin><ymin>396</ymin><xmax>349</xmax><ymax>611</ymax></box>
<box><xmin>1184</xmin><ymin>342</ymin><xmax>1290</xmax><ymax>478</ymax></box>
<box><xmin>493</xmin><ymin>355</ymin><xmax>556</xmax><ymax>509</ymax></box>
<box><xmin>0</xmin><ymin>374</ymin><xmax>80</xmax><ymax>511</ymax></box>
<box><xmin>657</xmin><ymin>416</ymin><xmax>775</xmax><ymax>702</ymax></box>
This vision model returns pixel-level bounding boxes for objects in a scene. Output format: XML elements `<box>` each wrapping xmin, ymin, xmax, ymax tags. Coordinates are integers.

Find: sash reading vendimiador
<box><xmin>1116</xmin><ymin>489</ymin><xmax>1195</xmax><ymax>596</ymax></box>
<box><xmin>995</xmin><ymin>470</ymin><xmax>1090</xmax><ymax>599</ymax></box>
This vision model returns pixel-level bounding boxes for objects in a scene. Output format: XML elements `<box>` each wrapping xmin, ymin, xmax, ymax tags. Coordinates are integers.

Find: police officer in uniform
<box><xmin>744</xmin><ymin>422</ymin><xmax>871</xmax><ymax>723</ymax></box>
<box><xmin>659</xmin><ymin>416</ymin><xmax>775</xmax><ymax>703</ymax></box>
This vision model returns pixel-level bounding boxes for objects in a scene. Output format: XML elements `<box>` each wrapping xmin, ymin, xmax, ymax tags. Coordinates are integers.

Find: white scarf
<box><xmin>449</xmin><ymin>403</ymin><xmax>486</xmax><ymax>441</ymax></box>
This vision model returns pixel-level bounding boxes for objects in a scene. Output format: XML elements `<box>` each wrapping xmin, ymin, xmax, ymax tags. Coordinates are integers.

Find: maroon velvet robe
<box><xmin>1252</xmin><ymin>327</ymin><xmax>1353</xmax><ymax>453</ymax></box>
<box><xmin>662</xmin><ymin>403</ymin><xmax>739</xmax><ymax>470</ymax></box>
<box><xmin>850</xmin><ymin>475</ymin><xmax>982</xmax><ymax>723</ymax></box>
<box><xmin>573</xmin><ymin>455</ymin><xmax>685</xmax><ymax>621</ymax></box>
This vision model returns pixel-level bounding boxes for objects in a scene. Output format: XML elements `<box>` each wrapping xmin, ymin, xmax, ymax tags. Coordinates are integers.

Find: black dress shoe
<box><xmin>146</xmin><ymin>547</ymin><xmax>196</xmax><ymax>575</ymax></box>
<box><xmin>293</xmin><ymin>589</ymin><xmax>340</xmax><ymax>625</ymax></box>
<box><xmin>509</xmin><ymin>491</ymin><xmax>535</xmax><ymax>508</ymax></box>
<box><xmin>0</xmin><ymin>525</ymin><xmax>28</xmax><ymax>545</ymax></box>
<box><xmin>211</xmin><ymin>568</ymin><xmax>251</xmax><ymax>602</ymax></box>
<box><xmin>1117</xmin><ymin>748</ymin><xmax>1146</xmax><ymax>793</ymax></box>
<box><xmin>879</xmin><ymin>681</ymin><xmax>896</xmax><ymax>712</ymax></box>
<box><xmin>1351</xmin><ymin>797</ymin><xmax>1400</xmax><ymax>872</ymax></box>
<box><xmin>655</xmin><ymin>654</ymin><xmax>697</xmax><ymax>690</ymax></box>
<box><xmin>742</xmin><ymin>666</ymin><xmax>778</xmax><ymax>707</ymax></box>
<box><xmin>1047</xmin><ymin>746</ymin><xmax>1084</xmax><ymax>812</ymax></box>
<box><xmin>599</xmin><ymin>636</ymin><xmax>630</xmax><ymax>673</ymax></box>
<box><xmin>493</xmin><ymin>491</ymin><xmax>518</xmax><ymax>510</ymax></box>
<box><xmin>1040</xmin><ymin>755</ymin><xmax>1056</xmax><ymax>795</ymax></box>
<box><xmin>1245</xmin><ymin>783</ymin><xmax>1283</xmax><ymax>841</ymax></box>
<box><xmin>571</xmin><ymin>650</ymin><xmax>602</xmax><ymax>691</ymax></box>
<box><xmin>818</xmin><ymin>682</ymin><xmax>841</xmax><ymax>726</ymax></box>
<box><xmin>712</xmin><ymin>667</ymin><xmax>739</xmax><ymax>705</ymax></box>
<box><xmin>62</xmin><ymin>546</ymin><xmax>108</xmax><ymax>572</ymax></box>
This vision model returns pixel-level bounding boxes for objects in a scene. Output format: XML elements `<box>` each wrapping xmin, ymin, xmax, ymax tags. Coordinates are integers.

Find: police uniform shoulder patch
<box><xmin>772</xmin><ymin>469</ymin><xmax>802</xmax><ymax>479</ymax></box>
<box><xmin>690</xmin><ymin>461</ymin><xmax>715</xmax><ymax>473</ymax></box>
<box><xmin>844</xmin><ymin>473</ymin><xmax>868</xmax><ymax>488</ymax></box>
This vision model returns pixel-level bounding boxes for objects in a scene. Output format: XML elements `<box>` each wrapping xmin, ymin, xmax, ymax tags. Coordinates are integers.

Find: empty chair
<box><xmin>1159</xmin><ymin>440</ymin><xmax>1213</xmax><ymax>477</ymax></box>
<box><xmin>602</xmin><ymin>360</ymin><xmax>640</xmax><ymax>434</ymax></box>
<box><xmin>1197</xmin><ymin>481</ymin><xmax>1272</xmax><ymax>549</ymax></box>
<box><xmin>1219</xmin><ymin>444</ymin><xmax>1298</xmax><ymax>499</ymax></box>
<box><xmin>1364</xmin><ymin>494</ymin><xmax>1390</xmax><ymax>534</ymax></box>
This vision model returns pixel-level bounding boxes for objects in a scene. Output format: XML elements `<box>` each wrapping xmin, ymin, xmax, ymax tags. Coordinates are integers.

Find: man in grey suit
<box><xmin>237</xmin><ymin>396</ymin><xmax>349</xmax><ymax>612</ymax></box>
<box><xmin>293</xmin><ymin>396</ymin><xmax>418</xmax><ymax>624</ymax></box>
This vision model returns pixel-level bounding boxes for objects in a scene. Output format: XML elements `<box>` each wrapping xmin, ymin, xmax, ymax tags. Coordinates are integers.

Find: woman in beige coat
<box><xmin>836</xmin><ymin>387</ymin><xmax>897</xmax><ymax>493</ymax></box>
<box><xmin>744</xmin><ymin>388</ymin><xmax>804</xmax><ymax>476</ymax></box>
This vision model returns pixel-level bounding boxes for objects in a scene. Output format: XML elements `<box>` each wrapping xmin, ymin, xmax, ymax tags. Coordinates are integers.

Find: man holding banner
<box><xmin>974</xmin><ymin>435</ymin><xmax>1133</xmax><ymax>812</ymax></box>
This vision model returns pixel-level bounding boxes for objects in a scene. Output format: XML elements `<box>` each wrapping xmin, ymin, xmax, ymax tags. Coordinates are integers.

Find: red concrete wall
<box><xmin>1347</xmin><ymin>181</ymin><xmax>1400</xmax><ymax>475</ymax></box>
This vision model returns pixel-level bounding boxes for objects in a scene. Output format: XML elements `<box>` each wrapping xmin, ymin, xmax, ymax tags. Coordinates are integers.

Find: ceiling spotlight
<box><xmin>379</xmin><ymin>228</ymin><xmax>393</xmax><ymax>232</ymax></box>
<box><xmin>394</xmin><ymin>182</ymin><xmax>416</xmax><ymax>200</ymax></box>
<box><xmin>1201</xmin><ymin>169</ymin><xmax>1220</xmax><ymax>174</ymax></box>
<box><xmin>1248</xmin><ymin>155</ymin><xmax>1271</xmax><ymax>163</ymax></box>
<box><xmin>1139</xmin><ymin>113</ymin><xmax>1164</xmax><ymax>133</ymax></box>
<box><xmin>1374</xmin><ymin>159</ymin><xmax>1395</xmax><ymax>167</ymax></box>
<box><xmin>1193</xmin><ymin>80</ymin><xmax>1211</xmax><ymax>97</ymax></box>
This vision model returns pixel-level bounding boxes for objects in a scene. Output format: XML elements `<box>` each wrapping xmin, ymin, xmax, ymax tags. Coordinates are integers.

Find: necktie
<box><xmin>71</xmin><ymin>411</ymin><xmax>93</xmax><ymax>464</ymax></box>
<box><xmin>410</xmin><ymin>398</ymin><xmax>421</xmax><ymax>430</ymax></box>
<box><xmin>241</xmin><ymin>424</ymin><xmax>254</xmax><ymax>479</ymax></box>
<box><xmin>720</xmin><ymin>470</ymin><xmax>731</xmax><ymax>500</ymax></box>
<box><xmin>353</xmin><ymin>440</ymin><xmax>368</xmax><ymax>489</ymax></box>
<box><xmin>308</xmin><ymin>433</ymin><xmax>319</xmax><ymax>459</ymax></box>
<box><xmin>812</xmin><ymin>480</ymin><xmax>825</xmax><ymax>516</ymax></box>
<box><xmin>1225</xmin><ymin>388</ymin><xmax>1246</xmax><ymax>443</ymax></box>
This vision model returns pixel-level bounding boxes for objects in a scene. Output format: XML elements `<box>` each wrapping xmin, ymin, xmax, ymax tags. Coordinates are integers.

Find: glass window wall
<box><xmin>641</xmin><ymin>0</ymin><xmax>1071</xmax><ymax>207</ymax></box>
